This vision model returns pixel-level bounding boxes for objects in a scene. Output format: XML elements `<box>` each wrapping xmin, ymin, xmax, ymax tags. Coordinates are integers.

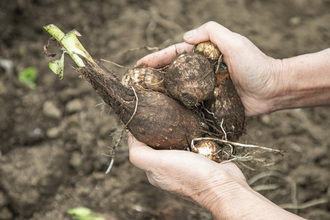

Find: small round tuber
<box><xmin>122</xmin><ymin>66</ymin><xmax>167</xmax><ymax>93</ymax></box>
<box><xmin>191</xmin><ymin>140</ymin><xmax>221</xmax><ymax>162</ymax></box>
<box><xmin>165</xmin><ymin>52</ymin><xmax>215</xmax><ymax>107</ymax></box>
<box><xmin>194</xmin><ymin>41</ymin><xmax>221</xmax><ymax>62</ymax></box>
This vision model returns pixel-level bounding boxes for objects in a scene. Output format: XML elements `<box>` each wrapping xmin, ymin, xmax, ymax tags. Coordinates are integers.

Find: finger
<box><xmin>183</xmin><ymin>21</ymin><xmax>233</xmax><ymax>44</ymax></box>
<box><xmin>136</xmin><ymin>42</ymin><xmax>194</xmax><ymax>68</ymax></box>
<box><xmin>128</xmin><ymin>133</ymin><xmax>162</xmax><ymax>171</ymax></box>
<box><xmin>183</xmin><ymin>21</ymin><xmax>238</xmax><ymax>55</ymax></box>
<box><xmin>128</xmin><ymin>133</ymin><xmax>204</xmax><ymax>172</ymax></box>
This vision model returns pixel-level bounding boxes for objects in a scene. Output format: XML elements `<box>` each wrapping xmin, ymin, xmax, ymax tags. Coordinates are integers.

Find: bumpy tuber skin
<box><xmin>205</xmin><ymin>68</ymin><xmax>246</xmax><ymax>141</ymax></box>
<box><xmin>194</xmin><ymin>41</ymin><xmax>221</xmax><ymax>62</ymax></box>
<box><xmin>165</xmin><ymin>52</ymin><xmax>215</xmax><ymax>107</ymax></box>
<box><xmin>193</xmin><ymin>41</ymin><xmax>246</xmax><ymax>141</ymax></box>
<box><xmin>43</xmin><ymin>25</ymin><xmax>246</xmax><ymax>161</ymax></box>
<box><xmin>78</xmin><ymin>57</ymin><xmax>208</xmax><ymax>150</ymax></box>
<box><xmin>104</xmin><ymin>42</ymin><xmax>245</xmax><ymax>150</ymax></box>
<box><xmin>122</xmin><ymin>66</ymin><xmax>167</xmax><ymax>94</ymax></box>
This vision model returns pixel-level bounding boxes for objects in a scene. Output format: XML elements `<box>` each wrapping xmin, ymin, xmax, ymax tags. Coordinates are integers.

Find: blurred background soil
<box><xmin>0</xmin><ymin>0</ymin><xmax>329</xmax><ymax>219</ymax></box>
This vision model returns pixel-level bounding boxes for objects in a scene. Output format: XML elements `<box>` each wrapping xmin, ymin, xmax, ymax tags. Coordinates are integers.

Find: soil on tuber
<box><xmin>44</xmin><ymin>25</ymin><xmax>247</xmax><ymax>162</ymax></box>
<box><xmin>165</xmin><ymin>52</ymin><xmax>215</xmax><ymax>107</ymax></box>
<box><xmin>79</xmin><ymin>58</ymin><xmax>208</xmax><ymax>150</ymax></box>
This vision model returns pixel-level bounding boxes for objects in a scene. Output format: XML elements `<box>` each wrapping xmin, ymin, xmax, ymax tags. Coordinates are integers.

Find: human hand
<box><xmin>128</xmin><ymin>133</ymin><xmax>247</xmax><ymax>208</ymax></box>
<box><xmin>137</xmin><ymin>21</ymin><xmax>284</xmax><ymax>116</ymax></box>
<box><xmin>128</xmin><ymin>134</ymin><xmax>306</xmax><ymax>219</ymax></box>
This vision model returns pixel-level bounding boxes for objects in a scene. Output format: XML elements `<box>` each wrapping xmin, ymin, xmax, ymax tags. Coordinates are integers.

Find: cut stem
<box><xmin>43</xmin><ymin>24</ymin><xmax>95</xmax><ymax>67</ymax></box>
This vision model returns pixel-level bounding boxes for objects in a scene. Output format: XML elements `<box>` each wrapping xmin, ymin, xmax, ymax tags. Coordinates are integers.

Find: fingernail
<box><xmin>183</xmin><ymin>29</ymin><xmax>196</xmax><ymax>40</ymax></box>
<box><xmin>136</xmin><ymin>59</ymin><xmax>143</xmax><ymax>67</ymax></box>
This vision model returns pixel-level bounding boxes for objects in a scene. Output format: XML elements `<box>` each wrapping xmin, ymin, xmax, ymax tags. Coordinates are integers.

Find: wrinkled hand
<box><xmin>137</xmin><ymin>21</ymin><xmax>283</xmax><ymax>116</ymax></box>
<box><xmin>128</xmin><ymin>21</ymin><xmax>309</xmax><ymax>219</ymax></box>
<box><xmin>128</xmin><ymin>133</ymin><xmax>247</xmax><ymax>206</ymax></box>
<box><xmin>128</xmin><ymin>134</ymin><xmax>305</xmax><ymax>220</ymax></box>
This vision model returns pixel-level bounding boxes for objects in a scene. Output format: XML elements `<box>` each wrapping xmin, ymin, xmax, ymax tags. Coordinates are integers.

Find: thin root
<box><xmin>126</xmin><ymin>46</ymin><xmax>160</xmax><ymax>53</ymax></box>
<box><xmin>95</xmin><ymin>101</ymin><xmax>106</xmax><ymax>115</ymax></box>
<box><xmin>105</xmin><ymin>127</ymin><xmax>126</xmax><ymax>174</ymax></box>
<box><xmin>252</xmin><ymin>184</ymin><xmax>279</xmax><ymax>192</ymax></box>
<box><xmin>105</xmin><ymin>86</ymin><xmax>138</xmax><ymax>174</ymax></box>
<box><xmin>125</xmin><ymin>86</ymin><xmax>138</xmax><ymax>128</ymax></box>
<box><xmin>237</xmin><ymin>160</ymin><xmax>256</xmax><ymax>171</ymax></box>
<box><xmin>249</xmin><ymin>171</ymin><xmax>329</xmax><ymax>211</ymax></box>
<box><xmin>215</xmin><ymin>54</ymin><xmax>223</xmax><ymax>73</ymax></box>
<box><xmin>100</xmin><ymin>59</ymin><xmax>129</xmax><ymax>69</ymax></box>
<box><xmin>193</xmin><ymin>137</ymin><xmax>284</xmax><ymax>155</ymax></box>
<box><xmin>248</xmin><ymin>171</ymin><xmax>298</xmax><ymax>210</ymax></box>
<box><xmin>279</xmin><ymin>198</ymin><xmax>328</xmax><ymax>210</ymax></box>
<box><xmin>220</xmin><ymin>118</ymin><xmax>227</xmax><ymax>140</ymax></box>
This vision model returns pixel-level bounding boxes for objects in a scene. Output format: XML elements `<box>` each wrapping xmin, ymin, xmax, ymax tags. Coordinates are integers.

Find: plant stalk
<box><xmin>43</xmin><ymin>24</ymin><xmax>95</xmax><ymax>67</ymax></box>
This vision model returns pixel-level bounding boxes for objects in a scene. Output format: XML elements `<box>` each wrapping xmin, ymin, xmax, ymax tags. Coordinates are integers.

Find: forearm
<box><xmin>195</xmin><ymin>178</ymin><xmax>305</xmax><ymax>220</ymax></box>
<box><xmin>270</xmin><ymin>48</ymin><xmax>330</xmax><ymax>112</ymax></box>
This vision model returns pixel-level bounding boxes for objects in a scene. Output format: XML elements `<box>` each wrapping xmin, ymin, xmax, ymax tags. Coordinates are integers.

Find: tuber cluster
<box><xmin>120</xmin><ymin>42</ymin><xmax>245</xmax><ymax>142</ymax></box>
<box><xmin>103</xmin><ymin>41</ymin><xmax>245</xmax><ymax>161</ymax></box>
<box><xmin>44</xmin><ymin>25</ymin><xmax>246</xmax><ymax>162</ymax></box>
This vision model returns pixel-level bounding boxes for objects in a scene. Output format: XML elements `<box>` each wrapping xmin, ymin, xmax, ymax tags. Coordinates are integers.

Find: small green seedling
<box><xmin>67</xmin><ymin>207</ymin><xmax>105</xmax><ymax>220</ymax></box>
<box><xmin>18</xmin><ymin>67</ymin><xmax>38</xmax><ymax>89</ymax></box>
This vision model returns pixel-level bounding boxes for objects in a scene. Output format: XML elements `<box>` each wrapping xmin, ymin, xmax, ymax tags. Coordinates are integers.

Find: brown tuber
<box><xmin>78</xmin><ymin>42</ymin><xmax>246</xmax><ymax>158</ymax></box>
<box><xmin>205</xmin><ymin>67</ymin><xmax>246</xmax><ymax>141</ymax></box>
<box><xmin>79</xmin><ymin>58</ymin><xmax>208</xmax><ymax>150</ymax></box>
<box><xmin>194</xmin><ymin>41</ymin><xmax>221</xmax><ymax>62</ymax></box>
<box><xmin>165</xmin><ymin>52</ymin><xmax>215</xmax><ymax>107</ymax></box>
<box><xmin>116</xmin><ymin>41</ymin><xmax>245</xmax><ymax>157</ymax></box>
<box><xmin>44</xmin><ymin>26</ymin><xmax>246</xmax><ymax>162</ymax></box>
<box><xmin>121</xmin><ymin>66</ymin><xmax>167</xmax><ymax>94</ymax></box>
<box><xmin>191</xmin><ymin>140</ymin><xmax>221</xmax><ymax>162</ymax></box>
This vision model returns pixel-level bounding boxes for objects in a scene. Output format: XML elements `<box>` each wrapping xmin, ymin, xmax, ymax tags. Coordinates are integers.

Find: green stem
<box><xmin>43</xmin><ymin>24</ymin><xmax>95</xmax><ymax>67</ymax></box>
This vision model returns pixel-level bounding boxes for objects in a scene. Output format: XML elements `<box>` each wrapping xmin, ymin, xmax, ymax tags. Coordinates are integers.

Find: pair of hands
<box><xmin>128</xmin><ymin>21</ymin><xmax>301</xmax><ymax>219</ymax></box>
<box><xmin>130</xmin><ymin>20</ymin><xmax>278</xmax><ymax>190</ymax></box>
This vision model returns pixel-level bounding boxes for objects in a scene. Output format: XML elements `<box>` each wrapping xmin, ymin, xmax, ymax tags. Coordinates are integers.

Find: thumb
<box><xmin>128</xmin><ymin>133</ymin><xmax>162</xmax><ymax>171</ymax></box>
<box><xmin>183</xmin><ymin>21</ymin><xmax>236</xmax><ymax>55</ymax></box>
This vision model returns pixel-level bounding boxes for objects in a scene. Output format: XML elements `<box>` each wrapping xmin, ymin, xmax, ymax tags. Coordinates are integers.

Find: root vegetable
<box><xmin>79</xmin><ymin>58</ymin><xmax>208</xmax><ymax>150</ymax></box>
<box><xmin>121</xmin><ymin>66</ymin><xmax>167</xmax><ymax>94</ymax></box>
<box><xmin>194</xmin><ymin>42</ymin><xmax>246</xmax><ymax>141</ymax></box>
<box><xmin>205</xmin><ymin>65</ymin><xmax>246</xmax><ymax>141</ymax></box>
<box><xmin>194</xmin><ymin>41</ymin><xmax>221</xmax><ymax>62</ymax></box>
<box><xmin>43</xmin><ymin>25</ymin><xmax>246</xmax><ymax>161</ymax></box>
<box><xmin>165</xmin><ymin>52</ymin><xmax>215</xmax><ymax>107</ymax></box>
<box><xmin>191</xmin><ymin>140</ymin><xmax>221</xmax><ymax>162</ymax></box>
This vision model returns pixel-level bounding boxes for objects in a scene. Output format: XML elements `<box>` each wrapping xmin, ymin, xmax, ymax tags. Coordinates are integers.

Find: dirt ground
<box><xmin>0</xmin><ymin>0</ymin><xmax>329</xmax><ymax>219</ymax></box>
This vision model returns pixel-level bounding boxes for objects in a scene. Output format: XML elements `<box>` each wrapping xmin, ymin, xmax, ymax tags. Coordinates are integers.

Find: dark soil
<box><xmin>0</xmin><ymin>0</ymin><xmax>329</xmax><ymax>219</ymax></box>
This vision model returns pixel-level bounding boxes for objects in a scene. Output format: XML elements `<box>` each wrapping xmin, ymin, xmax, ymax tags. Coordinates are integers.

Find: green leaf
<box><xmin>67</xmin><ymin>207</ymin><xmax>92</xmax><ymax>216</ymax></box>
<box><xmin>18</xmin><ymin>67</ymin><xmax>38</xmax><ymax>89</ymax></box>
<box><xmin>67</xmin><ymin>207</ymin><xmax>105</xmax><ymax>220</ymax></box>
<box><xmin>87</xmin><ymin>216</ymin><xmax>106</xmax><ymax>220</ymax></box>
<box><xmin>44</xmin><ymin>24</ymin><xmax>94</xmax><ymax>69</ymax></box>
<box><xmin>49</xmin><ymin>51</ymin><xmax>65</xmax><ymax>79</ymax></box>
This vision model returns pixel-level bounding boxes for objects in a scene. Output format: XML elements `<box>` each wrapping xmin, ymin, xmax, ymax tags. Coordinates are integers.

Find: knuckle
<box><xmin>147</xmin><ymin>175</ymin><xmax>157</xmax><ymax>186</ymax></box>
<box><xmin>128</xmin><ymin>147</ymin><xmax>138</xmax><ymax>164</ymax></box>
<box><xmin>231</xmin><ymin>33</ymin><xmax>247</xmax><ymax>50</ymax></box>
<box><xmin>204</xmin><ymin>21</ymin><xmax>218</xmax><ymax>30</ymax></box>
